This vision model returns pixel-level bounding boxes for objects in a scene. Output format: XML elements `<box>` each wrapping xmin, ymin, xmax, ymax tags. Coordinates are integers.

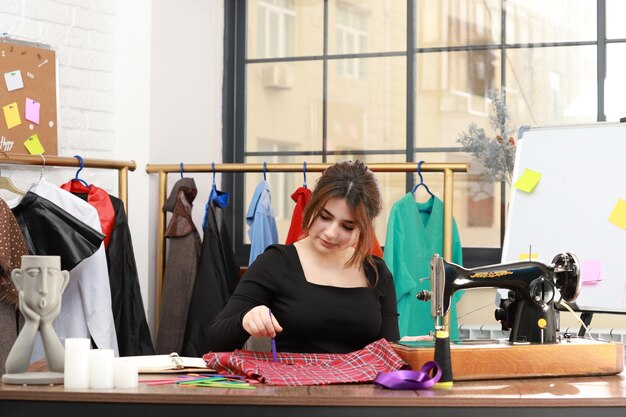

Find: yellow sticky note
<box><xmin>518</xmin><ymin>253</ymin><xmax>539</xmax><ymax>260</ymax></box>
<box><xmin>609</xmin><ymin>199</ymin><xmax>626</xmax><ymax>230</ymax></box>
<box><xmin>3</xmin><ymin>102</ymin><xmax>21</xmax><ymax>129</ymax></box>
<box><xmin>24</xmin><ymin>134</ymin><xmax>45</xmax><ymax>155</ymax></box>
<box><xmin>514</xmin><ymin>168</ymin><xmax>542</xmax><ymax>193</ymax></box>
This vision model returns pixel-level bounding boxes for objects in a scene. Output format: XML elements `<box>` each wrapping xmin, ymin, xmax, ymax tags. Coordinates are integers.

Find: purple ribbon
<box><xmin>373</xmin><ymin>361</ymin><xmax>442</xmax><ymax>390</ymax></box>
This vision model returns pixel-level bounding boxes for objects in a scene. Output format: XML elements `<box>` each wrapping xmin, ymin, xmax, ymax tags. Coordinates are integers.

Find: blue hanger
<box><xmin>412</xmin><ymin>160</ymin><xmax>434</xmax><ymax>198</ymax></box>
<box><xmin>302</xmin><ymin>161</ymin><xmax>307</xmax><ymax>188</ymax></box>
<box><xmin>263</xmin><ymin>161</ymin><xmax>267</xmax><ymax>181</ymax></box>
<box><xmin>179</xmin><ymin>162</ymin><xmax>184</xmax><ymax>179</ymax></box>
<box><xmin>203</xmin><ymin>162</ymin><xmax>230</xmax><ymax>228</ymax></box>
<box><xmin>72</xmin><ymin>155</ymin><xmax>90</xmax><ymax>187</ymax></box>
<box><xmin>209</xmin><ymin>163</ymin><xmax>229</xmax><ymax>207</ymax></box>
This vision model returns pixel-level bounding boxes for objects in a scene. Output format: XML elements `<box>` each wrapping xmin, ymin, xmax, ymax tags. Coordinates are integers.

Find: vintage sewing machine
<box><xmin>393</xmin><ymin>253</ymin><xmax>624</xmax><ymax>380</ymax></box>
<box><xmin>417</xmin><ymin>252</ymin><xmax>581</xmax><ymax>344</ymax></box>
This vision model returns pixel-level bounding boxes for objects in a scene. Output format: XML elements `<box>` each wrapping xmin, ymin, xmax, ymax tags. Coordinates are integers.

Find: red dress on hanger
<box><xmin>285</xmin><ymin>186</ymin><xmax>311</xmax><ymax>244</ymax></box>
<box><xmin>60</xmin><ymin>180</ymin><xmax>115</xmax><ymax>249</ymax></box>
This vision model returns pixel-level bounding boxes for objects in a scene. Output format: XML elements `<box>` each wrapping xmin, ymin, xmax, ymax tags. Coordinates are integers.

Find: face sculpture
<box><xmin>12</xmin><ymin>256</ymin><xmax>69</xmax><ymax>317</ymax></box>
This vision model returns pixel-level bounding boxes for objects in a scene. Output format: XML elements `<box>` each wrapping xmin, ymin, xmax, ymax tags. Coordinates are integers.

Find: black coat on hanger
<box><xmin>106</xmin><ymin>195</ymin><xmax>155</xmax><ymax>356</ymax></box>
<box><xmin>11</xmin><ymin>192</ymin><xmax>104</xmax><ymax>271</ymax></box>
<box><xmin>182</xmin><ymin>200</ymin><xmax>239</xmax><ymax>357</ymax></box>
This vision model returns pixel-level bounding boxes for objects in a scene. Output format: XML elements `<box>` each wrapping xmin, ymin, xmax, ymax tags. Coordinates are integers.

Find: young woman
<box><xmin>207</xmin><ymin>160</ymin><xmax>399</xmax><ymax>353</ymax></box>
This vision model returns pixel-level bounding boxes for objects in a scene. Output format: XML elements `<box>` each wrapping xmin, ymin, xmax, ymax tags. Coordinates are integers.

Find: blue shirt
<box><xmin>246</xmin><ymin>180</ymin><xmax>278</xmax><ymax>265</ymax></box>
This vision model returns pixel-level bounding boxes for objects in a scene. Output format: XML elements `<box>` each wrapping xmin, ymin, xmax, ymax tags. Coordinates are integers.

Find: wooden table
<box><xmin>2</xmin><ymin>373</ymin><xmax>626</xmax><ymax>417</ymax></box>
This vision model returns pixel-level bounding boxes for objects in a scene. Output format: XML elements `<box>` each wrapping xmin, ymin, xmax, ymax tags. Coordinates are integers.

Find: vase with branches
<box><xmin>457</xmin><ymin>90</ymin><xmax>517</xmax><ymax>185</ymax></box>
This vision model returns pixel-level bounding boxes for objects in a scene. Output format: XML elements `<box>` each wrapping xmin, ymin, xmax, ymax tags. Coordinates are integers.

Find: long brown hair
<box><xmin>301</xmin><ymin>160</ymin><xmax>382</xmax><ymax>285</ymax></box>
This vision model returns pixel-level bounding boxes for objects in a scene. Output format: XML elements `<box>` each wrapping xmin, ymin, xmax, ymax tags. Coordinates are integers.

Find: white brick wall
<box><xmin>1</xmin><ymin>0</ymin><xmax>118</xmax><ymax>191</ymax></box>
<box><xmin>1</xmin><ymin>0</ymin><xmax>224</xmax><ymax>332</ymax></box>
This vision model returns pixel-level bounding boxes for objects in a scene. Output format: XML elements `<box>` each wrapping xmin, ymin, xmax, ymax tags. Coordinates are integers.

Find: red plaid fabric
<box><xmin>203</xmin><ymin>338</ymin><xmax>406</xmax><ymax>386</ymax></box>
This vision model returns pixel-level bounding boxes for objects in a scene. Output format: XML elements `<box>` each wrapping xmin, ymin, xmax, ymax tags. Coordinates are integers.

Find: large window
<box><xmin>224</xmin><ymin>0</ymin><xmax>620</xmax><ymax>265</ymax></box>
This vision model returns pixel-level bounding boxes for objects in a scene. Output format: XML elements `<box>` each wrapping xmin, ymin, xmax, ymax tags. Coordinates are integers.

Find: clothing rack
<box><xmin>146</xmin><ymin>162</ymin><xmax>468</xmax><ymax>327</ymax></box>
<box><xmin>0</xmin><ymin>153</ymin><xmax>136</xmax><ymax>210</ymax></box>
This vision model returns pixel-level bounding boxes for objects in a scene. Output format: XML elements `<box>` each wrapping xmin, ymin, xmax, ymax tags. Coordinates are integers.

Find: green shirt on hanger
<box><xmin>384</xmin><ymin>193</ymin><xmax>463</xmax><ymax>340</ymax></box>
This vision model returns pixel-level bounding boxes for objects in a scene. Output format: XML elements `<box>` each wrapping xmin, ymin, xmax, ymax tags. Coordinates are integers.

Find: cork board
<box><xmin>0</xmin><ymin>38</ymin><xmax>58</xmax><ymax>155</ymax></box>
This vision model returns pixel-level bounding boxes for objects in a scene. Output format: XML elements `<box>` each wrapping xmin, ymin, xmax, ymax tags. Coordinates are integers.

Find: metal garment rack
<box><xmin>146</xmin><ymin>162</ymin><xmax>468</xmax><ymax>327</ymax></box>
<box><xmin>0</xmin><ymin>153</ymin><xmax>137</xmax><ymax>210</ymax></box>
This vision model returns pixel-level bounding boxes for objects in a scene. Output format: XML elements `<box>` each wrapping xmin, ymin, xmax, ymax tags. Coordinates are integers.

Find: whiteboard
<box><xmin>502</xmin><ymin>122</ymin><xmax>626</xmax><ymax>313</ymax></box>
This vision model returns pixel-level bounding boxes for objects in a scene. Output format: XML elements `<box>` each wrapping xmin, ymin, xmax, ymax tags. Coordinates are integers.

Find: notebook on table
<box><xmin>122</xmin><ymin>352</ymin><xmax>214</xmax><ymax>374</ymax></box>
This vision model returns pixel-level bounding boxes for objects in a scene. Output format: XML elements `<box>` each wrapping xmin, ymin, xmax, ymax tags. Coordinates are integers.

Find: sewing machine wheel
<box><xmin>552</xmin><ymin>252</ymin><xmax>581</xmax><ymax>302</ymax></box>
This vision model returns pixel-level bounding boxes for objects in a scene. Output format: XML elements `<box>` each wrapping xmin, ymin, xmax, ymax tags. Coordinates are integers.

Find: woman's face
<box><xmin>308</xmin><ymin>197</ymin><xmax>360</xmax><ymax>254</ymax></box>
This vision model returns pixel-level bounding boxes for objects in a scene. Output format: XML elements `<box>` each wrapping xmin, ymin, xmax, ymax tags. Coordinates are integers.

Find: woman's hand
<box><xmin>242</xmin><ymin>305</ymin><xmax>283</xmax><ymax>338</ymax></box>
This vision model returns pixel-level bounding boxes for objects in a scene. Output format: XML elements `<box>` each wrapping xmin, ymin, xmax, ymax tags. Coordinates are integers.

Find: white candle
<box><xmin>89</xmin><ymin>349</ymin><xmax>114</xmax><ymax>389</ymax></box>
<box><xmin>113</xmin><ymin>359</ymin><xmax>138</xmax><ymax>388</ymax></box>
<box><xmin>64</xmin><ymin>338</ymin><xmax>90</xmax><ymax>389</ymax></box>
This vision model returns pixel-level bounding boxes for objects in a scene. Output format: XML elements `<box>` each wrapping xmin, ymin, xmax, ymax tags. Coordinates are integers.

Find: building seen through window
<box><xmin>227</xmin><ymin>0</ymin><xmax>619</xmax><ymax>263</ymax></box>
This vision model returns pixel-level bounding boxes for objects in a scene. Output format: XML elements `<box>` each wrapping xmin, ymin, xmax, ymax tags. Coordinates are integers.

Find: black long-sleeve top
<box><xmin>208</xmin><ymin>244</ymin><xmax>400</xmax><ymax>353</ymax></box>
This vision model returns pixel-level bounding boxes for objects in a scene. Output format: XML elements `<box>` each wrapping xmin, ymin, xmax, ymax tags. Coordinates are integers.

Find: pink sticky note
<box><xmin>25</xmin><ymin>98</ymin><xmax>40</xmax><ymax>124</ymax></box>
<box><xmin>581</xmin><ymin>259</ymin><xmax>602</xmax><ymax>285</ymax></box>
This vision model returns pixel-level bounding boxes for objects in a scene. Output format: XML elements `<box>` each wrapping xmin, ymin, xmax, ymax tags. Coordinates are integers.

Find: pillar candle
<box><xmin>64</xmin><ymin>338</ymin><xmax>90</xmax><ymax>389</ymax></box>
<box><xmin>113</xmin><ymin>359</ymin><xmax>138</xmax><ymax>388</ymax></box>
<box><xmin>89</xmin><ymin>349</ymin><xmax>114</xmax><ymax>389</ymax></box>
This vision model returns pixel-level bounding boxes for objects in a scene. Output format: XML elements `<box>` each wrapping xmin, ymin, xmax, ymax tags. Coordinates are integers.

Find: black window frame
<box><xmin>222</xmin><ymin>0</ymin><xmax>610</xmax><ymax>267</ymax></box>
